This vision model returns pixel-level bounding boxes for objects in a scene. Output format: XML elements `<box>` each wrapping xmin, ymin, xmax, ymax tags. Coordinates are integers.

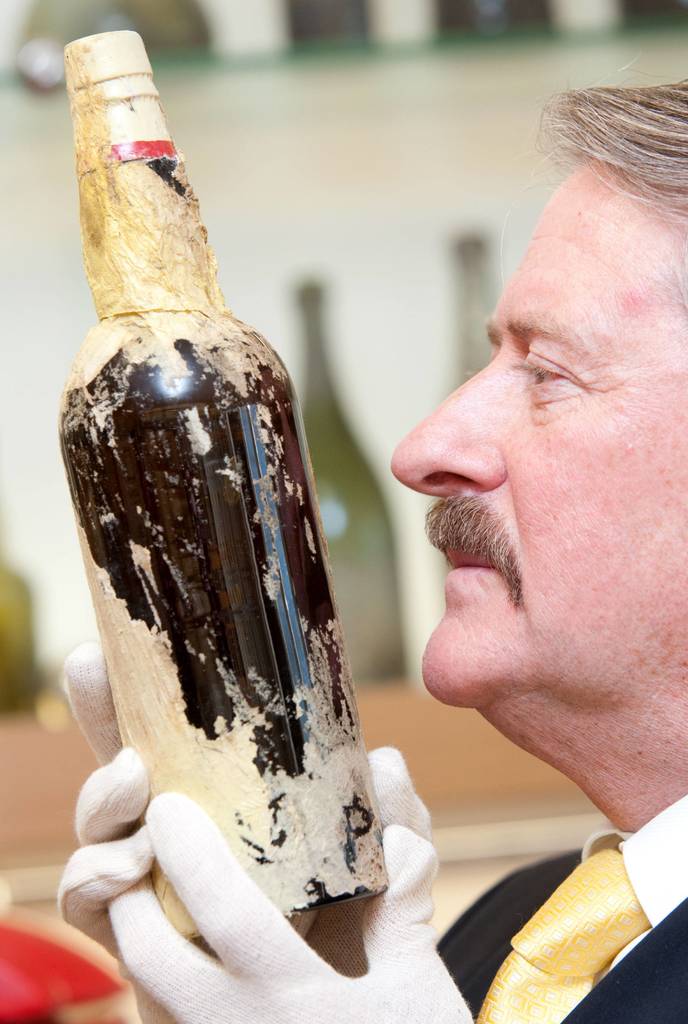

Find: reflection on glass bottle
<box><xmin>298</xmin><ymin>281</ymin><xmax>404</xmax><ymax>684</ymax></box>
<box><xmin>452</xmin><ymin>232</ymin><xmax>494</xmax><ymax>388</ymax></box>
<box><xmin>0</xmin><ymin>515</ymin><xmax>37</xmax><ymax>714</ymax></box>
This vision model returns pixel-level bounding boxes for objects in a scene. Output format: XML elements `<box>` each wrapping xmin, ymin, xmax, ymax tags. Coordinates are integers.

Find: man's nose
<box><xmin>390</xmin><ymin>386</ymin><xmax>507</xmax><ymax>498</ymax></box>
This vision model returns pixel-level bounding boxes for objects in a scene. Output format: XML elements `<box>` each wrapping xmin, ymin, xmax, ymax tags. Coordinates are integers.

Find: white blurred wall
<box><xmin>0</xmin><ymin>30</ymin><xmax>686</xmax><ymax>679</ymax></box>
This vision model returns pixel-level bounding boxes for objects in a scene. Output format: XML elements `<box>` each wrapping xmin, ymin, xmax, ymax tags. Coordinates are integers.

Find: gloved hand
<box><xmin>59</xmin><ymin>642</ymin><xmax>472</xmax><ymax>1024</ymax></box>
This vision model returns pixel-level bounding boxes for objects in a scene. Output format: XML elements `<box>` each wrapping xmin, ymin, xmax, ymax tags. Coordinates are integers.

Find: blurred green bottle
<box><xmin>0</xmin><ymin>516</ymin><xmax>37</xmax><ymax>713</ymax></box>
<box><xmin>298</xmin><ymin>282</ymin><xmax>404</xmax><ymax>684</ymax></box>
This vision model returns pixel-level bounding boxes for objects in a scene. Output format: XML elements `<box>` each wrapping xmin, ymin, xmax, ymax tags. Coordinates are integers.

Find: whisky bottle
<box><xmin>299</xmin><ymin>282</ymin><xmax>404</xmax><ymax>683</ymax></box>
<box><xmin>60</xmin><ymin>30</ymin><xmax>385</xmax><ymax>933</ymax></box>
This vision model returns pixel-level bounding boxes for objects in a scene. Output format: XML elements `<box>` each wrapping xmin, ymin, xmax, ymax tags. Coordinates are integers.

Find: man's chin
<box><xmin>421</xmin><ymin>612</ymin><xmax>522</xmax><ymax>709</ymax></box>
<box><xmin>421</xmin><ymin>623</ymin><xmax>482</xmax><ymax>707</ymax></box>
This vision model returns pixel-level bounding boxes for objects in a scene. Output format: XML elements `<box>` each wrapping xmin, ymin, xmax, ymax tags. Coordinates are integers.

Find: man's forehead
<box><xmin>491</xmin><ymin>166</ymin><xmax>685</xmax><ymax>341</ymax></box>
<box><xmin>486</xmin><ymin>306</ymin><xmax>607</xmax><ymax>362</ymax></box>
<box><xmin>491</xmin><ymin>257</ymin><xmax>627</xmax><ymax>349</ymax></box>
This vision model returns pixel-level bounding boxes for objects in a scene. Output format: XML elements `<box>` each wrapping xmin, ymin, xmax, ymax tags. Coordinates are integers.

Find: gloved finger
<box><xmin>76</xmin><ymin>747</ymin><xmax>149</xmax><ymax>845</ymax></box>
<box><xmin>58</xmin><ymin>825</ymin><xmax>153</xmax><ymax>956</ymax></box>
<box><xmin>367</xmin><ymin>747</ymin><xmax>432</xmax><ymax>841</ymax></box>
<box><xmin>363</xmin><ymin>823</ymin><xmax>439</xmax><ymax>965</ymax></box>
<box><xmin>109</xmin><ymin>880</ymin><xmax>229</xmax><ymax>1018</ymax></box>
<box><xmin>64</xmin><ymin>642</ymin><xmax>122</xmax><ymax>764</ymax></box>
<box><xmin>146</xmin><ymin>792</ymin><xmax>330</xmax><ymax>980</ymax></box>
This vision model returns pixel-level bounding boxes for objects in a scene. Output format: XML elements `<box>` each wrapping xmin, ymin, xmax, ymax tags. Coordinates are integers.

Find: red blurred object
<box><xmin>0</xmin><ymin>916</ymin><xmax>128</xmax><ymax>1023</ymax></box>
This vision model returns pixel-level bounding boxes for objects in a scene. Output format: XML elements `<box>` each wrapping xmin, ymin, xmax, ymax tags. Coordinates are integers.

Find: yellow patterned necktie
<box><xmin>477</xmin><ymin>848</ymin><xmax>650</xmax><ymax>1024</ymax></box>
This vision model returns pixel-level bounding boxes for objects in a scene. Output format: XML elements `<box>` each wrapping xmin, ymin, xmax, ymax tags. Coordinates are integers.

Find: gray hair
<box><xmin>540</xmin><ymin>82</ymin><xmax>688</xmax><ymax>220</ymax></box>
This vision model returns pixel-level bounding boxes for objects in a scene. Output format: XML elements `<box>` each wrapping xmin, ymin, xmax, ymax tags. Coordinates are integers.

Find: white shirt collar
<box><xmin>622</xmin><ymin>791</ymin><xmax>688</xmax><ymax>927</ymax></box>
<box><xmin>583</xmin><ymin>792</ymin><xmax>688</xmax><ymax>928</ymax></box>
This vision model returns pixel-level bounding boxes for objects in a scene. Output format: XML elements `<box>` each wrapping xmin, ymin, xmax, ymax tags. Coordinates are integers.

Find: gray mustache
<box><xmin>425</xmin><ymin>496</ymin><xmax>523</xmax><ymax>607</ymax></box>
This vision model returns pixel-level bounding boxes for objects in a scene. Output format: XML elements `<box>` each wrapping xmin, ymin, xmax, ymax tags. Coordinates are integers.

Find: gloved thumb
<box><xmin>64</xmin><ymin>641</ymin><xmax>122</xmax><ymax>764</ymax></box>
<box><xmin>368</xmin><ymin>747</ymin><xmax>432</xmax><ymax>840</ymax></box>
<box><xmin>363</xmin><ymin>823</ymin><xmax>439</xmax><ymax>965</ymax></box>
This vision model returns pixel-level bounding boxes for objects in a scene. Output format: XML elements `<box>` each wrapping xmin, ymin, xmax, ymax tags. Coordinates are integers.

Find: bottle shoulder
<box><xmin>62</xmin><ymin>309</ymin><xmax>293</xmax><ymax>426</ymax></box>
<box><xmin>67</xmin><ymin>310</ymin><xmax>287</xmax><ymax>388</ymax></box>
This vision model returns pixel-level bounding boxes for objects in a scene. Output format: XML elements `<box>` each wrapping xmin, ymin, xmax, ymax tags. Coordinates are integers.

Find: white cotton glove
<box><xmin>59</xmin><ymin>642</ymin><xmax>472</xmax><ymax>1024</ymax></box>
<box><xmin>61</xmin><ymin>643</ymin><xmax>176</xmax><ymax>1024</ymax></box>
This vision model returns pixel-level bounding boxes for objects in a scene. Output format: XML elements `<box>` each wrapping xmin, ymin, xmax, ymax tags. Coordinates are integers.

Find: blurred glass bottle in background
<box><xmin>452</xmin><ymin>232</ymin><xmax>494</xmax><ymax>388</ymax></box>
<box><xmin>287</xmin><ymin>0</ymin><xmax>369</xmax><ymax>44</ymax></box>
<box><xmin>298</xmin><ymin>281</ymin><xmax>404</xmax><ymax>684</ymax></box>
<box><xmin>0</xmin><ymin>512</ymin><xmax>37</xmax><ymax>714</ymax></box>
<box><xmin>436</xmin><ymin>0</ymin><xmax>550</xmax><ymax>37</ymax></box>
<box><xmin>17</xmin><ymin>0</ymin><xmax>210</xmax><ymax>90</ymax></box>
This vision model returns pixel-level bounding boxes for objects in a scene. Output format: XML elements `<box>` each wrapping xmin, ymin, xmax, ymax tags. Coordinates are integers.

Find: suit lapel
<box><xmin>563</xmin><ymin>894</ymin><xmax>688</xmax><ymax>1023</ymax></box>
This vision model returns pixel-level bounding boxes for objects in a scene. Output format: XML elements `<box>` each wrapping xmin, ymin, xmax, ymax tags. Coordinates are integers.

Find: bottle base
<box><xmin>293</xmin><ymin>879</ymin><xmax>387</xmax><ymax>914</ymax></box>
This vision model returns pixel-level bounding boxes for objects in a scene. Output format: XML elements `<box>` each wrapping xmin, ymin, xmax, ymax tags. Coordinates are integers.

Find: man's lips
<box><xmin>446</xmin><ymin>549</ymin><xmax>493</xmax><ymax>570</ymax></box>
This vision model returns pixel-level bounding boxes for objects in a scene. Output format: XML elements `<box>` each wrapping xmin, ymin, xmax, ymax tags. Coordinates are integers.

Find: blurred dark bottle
<box><xmin>298</xmin><ymin>282</ymin><xmax>404</xmax><ymax>684</ymax></box>
<box><xmin>0</xmin><ymin>511</ymin><xmax>37</xmax><ymax>714</ymax></box>
<box><xmin>287</xmin><ymin>0</ymin><xmax>369</xmax><ymax>44</ymax></box>
<box><xmin>436</xmin><ymin>0</ymin><xmax>550</xmax><ymax>36</ymax></box>
<box><xmin>452</xmin><ymin>232</ymin><xmax>494</xmax><ymax>388</ymax></box>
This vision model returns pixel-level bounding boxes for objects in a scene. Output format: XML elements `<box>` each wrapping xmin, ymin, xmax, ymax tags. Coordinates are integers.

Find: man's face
<box><xmin>392</xmin><ymin>166</ymin><xmax>688</xmax><ymax>723</ymax></box>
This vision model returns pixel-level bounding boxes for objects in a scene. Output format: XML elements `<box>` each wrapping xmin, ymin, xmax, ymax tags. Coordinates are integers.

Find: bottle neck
<box><xmin>299</xmin><ymin>284</ymin><xmax>336</xmax><ymax>406</ymax></box>
<box><xmin>66</xmin><ymin>68</ymin><xmax>225</xmax><ymax>320</ymax></box>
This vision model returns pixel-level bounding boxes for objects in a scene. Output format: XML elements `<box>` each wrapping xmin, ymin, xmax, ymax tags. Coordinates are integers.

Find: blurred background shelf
<box><xmin>0</xmin><ymin>688</ymin><xmax>601</xmax><ymax>928</ymax></box>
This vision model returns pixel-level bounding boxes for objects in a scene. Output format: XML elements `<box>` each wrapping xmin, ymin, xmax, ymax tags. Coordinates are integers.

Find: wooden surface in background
<box><xmin>1</xmin><ymin>685</ymin><xmax>592</xmax><ymax>867</ymax></box>
<box><xmin>1</xmin><ymin>713</ymin><xmax>96</xmax><ymax>864</ymax></box>
<box><xmin>358</xmin><ymin>686</ymin><xmax>590</xmax><ymax>817</ymax></box>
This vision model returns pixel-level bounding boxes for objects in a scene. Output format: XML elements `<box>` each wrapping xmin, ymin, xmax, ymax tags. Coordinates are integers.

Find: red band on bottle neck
<box><xmin>110</xmin><ymin>140</ymin><xmax>176</xmax><ymax>162</ymax></box>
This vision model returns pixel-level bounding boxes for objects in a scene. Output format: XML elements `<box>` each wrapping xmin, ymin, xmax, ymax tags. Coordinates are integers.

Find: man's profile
<box><xmin>59</xmin><ymin>79</ymin><xmax>688</xmax><ymax>1023</ymax></box>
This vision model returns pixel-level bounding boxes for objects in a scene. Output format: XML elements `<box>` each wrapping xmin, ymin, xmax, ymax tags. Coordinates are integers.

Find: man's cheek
<box><xmin>520</xmin><ymin>507</ymin><xmax>623</xmax><ymax>624</ymax></box>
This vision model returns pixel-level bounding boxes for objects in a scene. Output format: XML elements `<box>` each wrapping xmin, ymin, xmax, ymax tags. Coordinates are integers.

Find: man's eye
<box><xmin>523</xmin><ymin>363</ymin><xmax>559</xmax><ymax>385</ymax></box>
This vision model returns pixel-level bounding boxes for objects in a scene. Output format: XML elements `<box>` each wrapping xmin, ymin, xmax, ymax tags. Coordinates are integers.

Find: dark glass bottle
<box><xmin>299</xmin><ymin>282</ymin><xmax>404</xmax><ymax>683</ymax></box>
<box><xmin>61</xmin><ymin>30</ymin><xmax>385</xmax><ymax>934</ymax></box>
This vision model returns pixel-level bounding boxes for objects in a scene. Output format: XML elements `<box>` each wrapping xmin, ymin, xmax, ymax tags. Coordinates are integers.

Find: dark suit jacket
<box><xmin>438</xmin><ymin>852</ymin><xmax>688</xmax><ymax>1022</ymax></box>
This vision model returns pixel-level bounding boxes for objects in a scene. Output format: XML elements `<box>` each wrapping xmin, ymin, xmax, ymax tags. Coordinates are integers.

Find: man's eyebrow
<box><xmin>486</xmin><ymin>316</ymin><xmax>565</xmax><ymax>348</ymax></box>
